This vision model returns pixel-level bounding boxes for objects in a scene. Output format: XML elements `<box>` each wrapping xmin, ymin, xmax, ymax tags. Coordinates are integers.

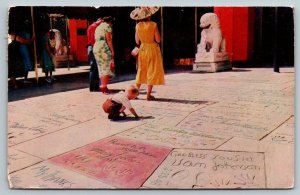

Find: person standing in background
<box><xmin>40</xmin><ymin>29</ymin><xmax>56</xmax><ymax>83</ymax></box>
<box><xmin>19</xmin><ymin>20</ymin><xmax>34</xmax><ymax>83</ymax></box>
<box><xmin>87</xmin><ymin>18</ymin><xmax>102</xmax><ymax>91</ymax></box>
<box><xmin>93</xmin><ymin>16</ymin><xmax>115</xmax><ymax>94</ymax></box>
<box><xmin>8</xmin><ymin>31</ymin><xmax>34</xmax><ymax>89</ymax></box>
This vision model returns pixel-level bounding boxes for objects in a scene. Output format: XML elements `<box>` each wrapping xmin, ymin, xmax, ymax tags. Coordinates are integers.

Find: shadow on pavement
<box><xmin>190</xmin><ymin>69</ymin><xmax>252</xmax><ymax>74</ymax></box>
<box><xmin>111</xmin><ymin>116</ymin><xmax>155</xmax><ymax>122</ymax></box>
<box><xmin>8</xmin><ymin>72</ymin><xmax>90</xmax><ymax>102</ymax></box>
<box><xmin>277</xmin><ymin>72</ymin><xmax>294</xmax><ymax>74</ymax></box>
<box><xmin>109</xmin><ymin>89</ymin><xmax>124</xmax><ymax>93</ymax></box>
<box><xmin>8</xmin><ymin>72</ymin><xmax>136</xmax><ymax>102</ymax></box>
<box><xmin>230</xmin><ymin>69</ymin><xmax>252</xmax><ymax>72</ymax></box>
<box><xmin>143</xmin><ymin>98</ymin><xmax>211</xmax><ymax>105</ymax></box>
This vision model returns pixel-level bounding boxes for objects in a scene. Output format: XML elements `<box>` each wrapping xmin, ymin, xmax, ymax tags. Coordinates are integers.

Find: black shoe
<box><xmin>90</xmin><ymin>87</ymin><xmax>100</xmax><ymax>92</ymax></box>
<box><xmin>274</xmin><ymin>68</ymin><xmax>280</xmax><ymax>73</ymax></box>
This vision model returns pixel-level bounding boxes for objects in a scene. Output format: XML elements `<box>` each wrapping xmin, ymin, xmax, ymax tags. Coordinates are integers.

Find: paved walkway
<box><xmin>8</xmin><ymin>66</ymin><xmax>136</xmax><ymax>102</ymax></box>
<box><xmin>27</xmin><ymin>66</ymin><xmax>90</xmax><ymax>79</ymax></box>
<box><xmin>7</xmin><ymin>67</ymin><xmax>294</xmax><ymax>189</ymax></box>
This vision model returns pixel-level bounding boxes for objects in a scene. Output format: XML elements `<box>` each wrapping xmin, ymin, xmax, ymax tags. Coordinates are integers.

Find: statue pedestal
<box><xmin>193</xmin><ymin>61</ymin><xmax>232</xmax><ymax>72</ymax></box>
<box><xmin>193</xmin><ymin>52</ymin><xmax>232</xmax><ymax>72</ymax></box>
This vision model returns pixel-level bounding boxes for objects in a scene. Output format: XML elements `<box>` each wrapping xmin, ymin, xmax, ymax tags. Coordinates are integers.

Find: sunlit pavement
<box><xmin>7</xmin><ymin>67</ymin><xmax>294</xmax><ymax>189</ymax></box>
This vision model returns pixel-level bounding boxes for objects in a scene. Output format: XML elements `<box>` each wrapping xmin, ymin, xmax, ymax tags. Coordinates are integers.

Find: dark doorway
<box><xmin>253</xmin><ymin>7</ymin><xmax>294</xmax><ymax>67</ymax></box>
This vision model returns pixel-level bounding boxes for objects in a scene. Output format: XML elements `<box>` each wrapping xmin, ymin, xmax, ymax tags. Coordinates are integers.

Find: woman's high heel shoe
<box><xmin>146</xmin><ymin>95</ymin><xmax>156</xmax><ymax>101</ymax></box>
<box><xmin>100</xmin><ymin>87</ymin><xmax>110</xmax><ymax>95</ymax></box>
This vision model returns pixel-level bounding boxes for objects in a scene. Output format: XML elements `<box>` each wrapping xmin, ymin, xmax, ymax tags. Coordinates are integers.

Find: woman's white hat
<box><xmin>130</xmin><ymin>7</ymin><xmax>159</xmax><ymax>20</ymax></box>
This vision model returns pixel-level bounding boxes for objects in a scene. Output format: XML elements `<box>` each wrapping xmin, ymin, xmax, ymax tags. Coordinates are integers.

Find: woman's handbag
<box><xmin>131</xmin><ymin>46</ymin><xmax>139</xmax><ymax>57</ymax></box>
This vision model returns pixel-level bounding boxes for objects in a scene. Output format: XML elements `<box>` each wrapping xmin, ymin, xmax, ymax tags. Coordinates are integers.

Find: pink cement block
<box><xmin>49</xmin><ymin>136</ymin><xmax>171</xmax><ymax>188</ymax></box>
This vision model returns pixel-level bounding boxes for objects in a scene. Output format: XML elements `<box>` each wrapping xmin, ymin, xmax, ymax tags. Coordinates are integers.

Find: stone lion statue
<box><xmin>197</xmin><ymin>13</ymin><xmax>226</xmax><ymax>53</ymax></box>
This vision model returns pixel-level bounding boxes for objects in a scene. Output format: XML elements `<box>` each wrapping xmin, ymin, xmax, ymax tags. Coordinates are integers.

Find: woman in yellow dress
<box><xmin>130</xmin><ymin>7</ymin><xmax>165</xmax><ymax>101</ymax></box>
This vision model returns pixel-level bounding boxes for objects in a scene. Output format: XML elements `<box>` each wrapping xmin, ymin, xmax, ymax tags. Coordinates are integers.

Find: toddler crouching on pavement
<box><xmin>102</xmin><ymin>85</ymin><xmax>140</xmax><ymax>121</ymax></box>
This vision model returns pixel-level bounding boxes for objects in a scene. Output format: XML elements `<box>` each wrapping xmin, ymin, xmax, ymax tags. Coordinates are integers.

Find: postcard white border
<box><xmin>1</xmin><ymin>1</ymin><xmax>298</xmax><ymax>195</ymax></box>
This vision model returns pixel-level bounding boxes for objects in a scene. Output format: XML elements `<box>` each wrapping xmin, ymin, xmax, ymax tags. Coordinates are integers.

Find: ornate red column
<box><xmin>214</xmin><ymin>7</ymin><xmax>255</xmax><ymax>61</ymax></box>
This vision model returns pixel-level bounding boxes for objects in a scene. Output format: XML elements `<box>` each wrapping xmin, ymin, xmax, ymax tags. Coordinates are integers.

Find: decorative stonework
<box><xmin>193</xmin><ymin>13</ymin><xmax>231</xmax><ymax>72</ymax></box>
<box><xmin>49</xmin><ymin>136</ymin><xmax>171</xmax><ymax>188</ymax></box>
<box><xmin>195</xmin><ymin>52</ymin><xmax>229</xmax><ymax>62</ymax></box>
<box><xmin>143</xmin><ymin>149</ymin><xmax>266</xmax><ymax>189</ymax></box>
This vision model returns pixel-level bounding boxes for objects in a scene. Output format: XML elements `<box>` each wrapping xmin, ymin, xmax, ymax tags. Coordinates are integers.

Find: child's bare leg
<box><xmin>100</xmin><ymin>75</ymin><xmax>110</xmax><ymax>89</ymax></box>
<box><xmin>119</xmin><ymin>105</ymin><xmax>126</xmax><ymax>113</ymax></box>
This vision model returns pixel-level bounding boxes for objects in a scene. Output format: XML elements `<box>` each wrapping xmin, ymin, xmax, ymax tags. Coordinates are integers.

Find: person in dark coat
<box><xmin>8</xmin><ymin>31</ymin><xmax>34</xmax><ymax>89</ymax></box>
<box><xmin>87</xmin><ymin>18</ymin><xmax>103</xmax><ymax>91</ymax></box>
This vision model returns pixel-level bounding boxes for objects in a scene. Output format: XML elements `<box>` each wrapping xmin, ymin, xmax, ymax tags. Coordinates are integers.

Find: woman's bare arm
<box><xmin>135</xmin><ymin>28</ymin><xmax>140</xmax><ymax>46</ymax></box>
<box><xmin>16</xmin><ymin>35</ymin><xmax>33</xmax><ymax>44</ymax></box>
<box><xmin>105</xmin><ymin>32</ymin><xmax>114</xmax><ymax>59</ymax></box>
<box><xmin>154</xmin><ymin>25</ymin><xmax>161</xmax><ymax>43</ymax></box>
<box><xmin>129</xmin><ymin>108</ymin><xmax>139</xmax><ymax>118</ymax></box>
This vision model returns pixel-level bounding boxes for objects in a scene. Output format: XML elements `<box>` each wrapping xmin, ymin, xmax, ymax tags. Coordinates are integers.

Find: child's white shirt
<box><xmin>111</xmin><ymin>91</ymin><xmax>133</xmax><ymax>109</ymax></box>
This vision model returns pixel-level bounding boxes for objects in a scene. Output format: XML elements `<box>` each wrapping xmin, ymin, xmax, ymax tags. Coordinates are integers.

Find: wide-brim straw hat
<box><xmin>130</xmin><ymin>6</ymin><xmax>159</xmax><ymax>20</ymax></box>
